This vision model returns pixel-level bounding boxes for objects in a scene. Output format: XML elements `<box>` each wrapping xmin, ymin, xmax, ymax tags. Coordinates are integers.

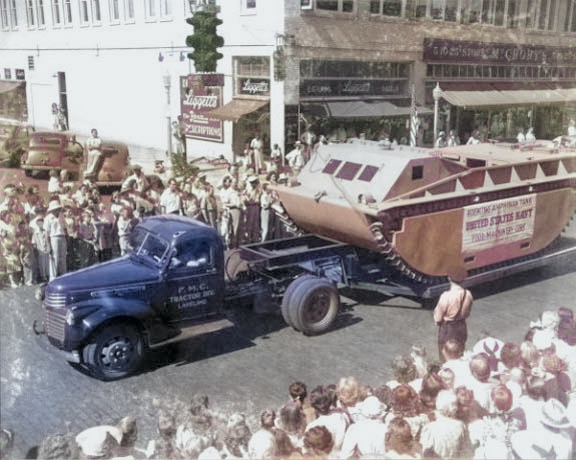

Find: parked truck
<box><xmin>40</xmin><ymin>140</ymin><xmax>576</xmax><ymax>380</ymax></box>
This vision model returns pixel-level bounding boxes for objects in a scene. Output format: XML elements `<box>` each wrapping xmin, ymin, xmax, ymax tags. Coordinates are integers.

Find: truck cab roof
<box><xmin>138</xmin><ymin>215</ymin><xmax>220</xmax><ymax>243</ymax></box>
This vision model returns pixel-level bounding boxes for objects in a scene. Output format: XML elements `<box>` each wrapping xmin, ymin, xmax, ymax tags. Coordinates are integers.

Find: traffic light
<box><xmin>185</xmin><ymin>10</ymin><xmax>224</xmax><ymax>73</ymax></box>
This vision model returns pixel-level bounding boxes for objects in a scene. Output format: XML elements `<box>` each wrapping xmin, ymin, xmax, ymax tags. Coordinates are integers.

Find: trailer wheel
<box><xmin>280</xmin><ymin>274</ymin><xmax>317</xmax><ymax>328</ymax></box>
<box><xmin>289</xmin><ymin>277</ymin><xmax>340</xmax><ymax>336</ymax></box>
<box><xmin>82</xmin><ymin>323</ymin><xmax>144</xmax><ymax>381</ymax></box>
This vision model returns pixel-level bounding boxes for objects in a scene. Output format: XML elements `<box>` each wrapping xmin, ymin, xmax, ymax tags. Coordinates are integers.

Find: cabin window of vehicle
<box><xmin>322</xmin><ymin>159</ymin><xmax>341</xmax><ymax>175</ymax></box>
<box><xmin>337</xmin><ymin>162</ymin><xmax>362</xmax><ymax>180</ymax></box>
<box><xmin>412</xmin><ymin>165</ymin><xmax>423</xmax><ymax>180</ymax></box>
<box><xmin>358</xmin><ymin>165</ymin><xmax>379</xmax><ymax>182</ymax></box>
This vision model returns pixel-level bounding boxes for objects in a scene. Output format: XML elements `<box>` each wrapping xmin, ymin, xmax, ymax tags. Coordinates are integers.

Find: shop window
<box><xmin>445</xmin><ymin>0</ymin><xmax>458</xmax><ymax>21</ymax></box>
<box><xmin>316</xmin><ymin>0</ymin><xmax>354</xmax><ymax>13</ymax></box>
<box><xmin>412</xmin><ymin>165</ymin><xmax>423</xmax><ymax>180</ymax></box>
<box><xmin>358</xmin><ymin>165</ymin><xmax>379</xmax><ymax>182</ymax></box>
<box><xmin>322</xmin><ymin>159</ymin><xmax>341</xmax><ymax>175</ymax></box>
<box><xmin>383</xmin><ymin>0</ymin><xmax>402</xmax><ymax>16</ymax></box>
<box><xmin>336</xmin><ymin>162</ymin><xmax>362</xmax><ymax>180</ymax></box>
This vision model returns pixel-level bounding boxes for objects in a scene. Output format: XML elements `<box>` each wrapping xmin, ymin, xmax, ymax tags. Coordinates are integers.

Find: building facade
<box><xmin>1</xmin><ymin>0</ymin><xmax>575</xmax><ymax>168</ymax></box>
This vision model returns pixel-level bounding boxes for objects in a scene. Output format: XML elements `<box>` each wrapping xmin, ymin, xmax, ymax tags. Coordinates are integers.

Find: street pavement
<box><xmin>1</xmin><ymin>226</ymin><xmax>575</xmax><ymax>459</ymax></box>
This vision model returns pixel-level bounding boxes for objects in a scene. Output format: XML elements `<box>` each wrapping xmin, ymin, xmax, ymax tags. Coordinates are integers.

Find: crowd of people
<box><xmin>0</xmin><ymin>160</ymin><xmax>302</xmax><ymax>289</ymax></box>
<box><xmin>0</xmin><ymin>307</ymin><xmax>574</xmax><ymax>459</ymax></box>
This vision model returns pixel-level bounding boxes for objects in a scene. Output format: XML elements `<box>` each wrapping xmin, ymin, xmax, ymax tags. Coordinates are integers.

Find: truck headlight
<box><xmin>65</xmin><ymin>309</ymin><xmax>76</xmax><ymax>326</ymax></box>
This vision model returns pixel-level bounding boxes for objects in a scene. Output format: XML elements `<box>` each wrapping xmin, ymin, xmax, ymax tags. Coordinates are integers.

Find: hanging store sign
<box><xmin>462</xmin><ymin>194</ymin><xmax>536</xmax><ymax>251</ymax></box>
<box><xmin>239</xmin><ymin>78</ymin><xmax>269</xmax><ymax>96</ymax></box>
<box><xmin>181</xmin><ymin>74</ymin><xmax>224</xmax><ymax>143</ymax></box>
<box><xmin>300</xmin><ymin>79</ymin><xmax>405</xmax><ymax>98</ymax></box>
<box><xmin>424</xmin><ymin>38</ymin><xmax>576</xmax><ymax>66</ymax></box>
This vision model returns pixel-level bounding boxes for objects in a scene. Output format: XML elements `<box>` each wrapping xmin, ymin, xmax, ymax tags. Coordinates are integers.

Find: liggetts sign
<box><xmin>180</xmin><ymin>74</ymin><xmax>224</xmax><ymax>143</ymax></box>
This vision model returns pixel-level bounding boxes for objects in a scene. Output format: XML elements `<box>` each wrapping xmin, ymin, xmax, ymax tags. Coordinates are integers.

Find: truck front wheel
<box><xmin>82</xmin><ymin>323</ymin><xmax>144</xmax><ymax>381</ymax></box>
<box><xmin>289</xmin><ymin>277</ymin><xmax>340</xmax><ymax>336</ymax></box>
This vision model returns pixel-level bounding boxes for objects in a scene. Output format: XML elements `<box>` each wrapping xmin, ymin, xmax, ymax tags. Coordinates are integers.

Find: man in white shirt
<box><xmin>160</xmin><ymin>179</ymin><xmax>182</xmax><ymax>215</ymax></box>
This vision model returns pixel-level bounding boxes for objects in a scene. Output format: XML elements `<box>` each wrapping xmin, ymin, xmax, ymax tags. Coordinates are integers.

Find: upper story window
<box><xmin>123</xmin><ymin>0</ymin><xmax>134</xmax><ymax>22</ymax></box>
<box><xmin>109</xmin><ymin>0</ymin><xmax>120</xmax><ymax>23</ymax></box>
<box><xmin>51</xmin><ymin>0</ymin><xmax>62</xmax><ymax>27</ymax></box>
<box><xmin>241</xmin><ymin>0</ymin><xmax>256</xmax><ymax>15</ymax></box>
<box><xmin>63</xmin><ymin>0</ymin><xmax>72</xmax><ymax>24</ymax></box>
<box><xmin>79</xmin><ymin>0</ymin><xmax>90</xmax><ymax>24</ymax></box>
<box><xmin>27</xmin><ymin>0</ymin><xmax>36</xmax><ymax>27</ymax></box>
<box><xmin>145</xmin><ymin>0</ymin><xmax>157</xmax><ymax>20</ymax></box>
<box><xmin>8</xmin><ymin>0</ymin><xmax>17</xmax><ymax>28</ymax></box>
<box><xmin>78</xmin><ymin>0</ymin><xmax>101</xmax><ymax>25</ymax></box>
<box><xmin>91</xmin><ymin>0</ymin><xmax>102</xmax><ymax>23</ymax></box>
<box><xmin>36</xmin><ymin>0</ymin><xmax>47</xmax><ymax>26</ymax></box>
<box><xmin>159</xmin><ymin>0</ymin><xmax>172</xmax><ymax>20</ymax></box>
<box><xmin>316</xmin><ymin>0</ymin><xmax>354</xmax><ymax>12</ymax></box>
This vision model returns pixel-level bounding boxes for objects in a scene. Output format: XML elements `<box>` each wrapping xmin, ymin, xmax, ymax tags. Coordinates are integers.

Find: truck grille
<box><xmin>44</xmin><ymin>293</ymin><xmax>67</xmax><ymax>347</ymax></box>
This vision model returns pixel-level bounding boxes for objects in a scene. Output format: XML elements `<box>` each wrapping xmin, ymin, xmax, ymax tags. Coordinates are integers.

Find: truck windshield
<box><xmin>129</xmin><ymin>227</ymin><xmax>170</xmax><ymax>266</ymax></box>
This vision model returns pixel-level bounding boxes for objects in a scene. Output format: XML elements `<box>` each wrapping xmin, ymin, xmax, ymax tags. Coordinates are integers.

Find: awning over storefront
<box><xmin>322</xmin><ymin>100</ymin><xmax>432</xmax><ymax>118</ymax></box>
<box><xmin>0</xmin><ymin>81</ymin><xmax>24</xmax><ymax>94</ymax></box>
<box><xmin>207</xmin><ymin>99</ymin><xmax>268</xmax><ymax>122</ymax></box>
<box><xmin>440</xmin><ymin>88</ymin><xmax>576</xmax><ymax>108</ymax></box>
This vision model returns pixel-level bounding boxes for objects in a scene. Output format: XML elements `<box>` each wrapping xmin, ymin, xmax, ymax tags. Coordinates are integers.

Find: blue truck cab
<box><xmin>42</xmin><ymin>215</ymin><xmax>231</xmax><ymax>380</ymax></box>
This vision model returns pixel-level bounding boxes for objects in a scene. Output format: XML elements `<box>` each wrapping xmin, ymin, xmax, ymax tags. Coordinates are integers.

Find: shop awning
<box><xmin>0</xmin><ymin>81</ymin><xmax>24</xmax><ymax>94</ymax></box>
<box><xmin>440</xmin><ymin>88</ymin><xmax>576</xmax><ymax>108</ymax></box>
<box><xmin>207</xmin><ymin>99</ymin><xmax>268</xmax><ymax>122</ymax></box>
<box><xmin>324</xmin><ymin>100</ymin><xmax>432</xmax><ymax>118</ymax></box>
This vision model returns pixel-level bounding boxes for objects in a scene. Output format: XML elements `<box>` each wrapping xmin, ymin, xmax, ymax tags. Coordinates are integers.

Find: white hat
<box><xmin>75</xmin><ymin>425</ymin><xmax>123</xmax><ymax>458</ymax></box>
<box><xmin>540</xmin><ymin>398</ymin><xmax>573</xmax><ymax>429</ymax></box>
<box><xmin>247</xmin><ymin>175</ymin><xmax>259</xmax><ymax>183</ymax></box>
<box><xmin>47</xmin><ymin>201</ymin><xmax>62</xmax><ymax>213</ymax></box>
<box><xmin>359</xmin><ymin>395</ymin><xmax>384</xmax><ymax>419</ymax></box>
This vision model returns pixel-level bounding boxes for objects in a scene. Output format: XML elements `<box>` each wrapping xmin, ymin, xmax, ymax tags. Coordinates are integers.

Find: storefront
<box><xmin>293</xmin><ymin>59</ymin><xmax>431</xmax><ymax>146</ymax></box>
<box><xmin>0</xmin><ymin>68</ymin><xmax>28</xmax><ymax>121</ymax></box>
<box><xmin>423</xmin><ymin>38</ymin><xmax>576</xmax><ymax>141</ymax></box>
<box><xmin>204</xmin><ymin>56</ymin><xmax>271</xmax><ymax>160</ymax></box>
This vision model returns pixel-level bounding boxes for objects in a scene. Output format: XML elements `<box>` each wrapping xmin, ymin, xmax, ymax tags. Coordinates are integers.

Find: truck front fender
<box><xmin>65</xmin><ymin>298</ymin><xmax>156</xmax><ymax>349</ymax></box>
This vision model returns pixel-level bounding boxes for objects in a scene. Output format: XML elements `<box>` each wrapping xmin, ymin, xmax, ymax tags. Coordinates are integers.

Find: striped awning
<box><xmin>207</xmin><ymin>99</ymin><xmax>268</xmax><ymax>122</ymax></box>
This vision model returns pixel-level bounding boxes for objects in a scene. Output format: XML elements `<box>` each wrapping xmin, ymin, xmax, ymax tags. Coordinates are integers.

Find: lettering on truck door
<box><xmin>164</xmin><ymin>237</ymin><xmax>223</xmax><ymax>322</ymax></box>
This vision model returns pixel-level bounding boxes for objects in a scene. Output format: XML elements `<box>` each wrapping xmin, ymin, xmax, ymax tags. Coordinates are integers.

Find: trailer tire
<box><xmin>289</xmin><ymin>277</ymin><xmax>340</xmax><ymax>336</ymax></box>
<box><xmin>280</xmin><ymin>274</ymin><xmax>317</xmax><ymax>328</ymax></box>
<box><xmin>82</xmin><ymin>322</ymin><xmax>144</xmax><ymax>381</ymax></box>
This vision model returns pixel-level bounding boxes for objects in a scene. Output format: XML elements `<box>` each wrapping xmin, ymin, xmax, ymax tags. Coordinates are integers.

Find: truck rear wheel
<box><xmin>82</xmin><ymin>323</ymin><xmax>144</xmax><ymax>381</ymax></box>
<box><xmin>280</xmin><ymin>274</ymin><xmax>317</xmax><ymax>328</ymax></box>
<box><xmin>288</xmin><ymin>277</ymin><xmax>340</xmax><ymax>336</ymax></box>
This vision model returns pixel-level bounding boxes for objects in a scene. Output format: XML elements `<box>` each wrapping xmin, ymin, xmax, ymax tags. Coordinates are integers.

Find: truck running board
<box><xmin>149</xmin><ymin>317</ymin><xmax>235</xmax><ymax>349</ymax></box>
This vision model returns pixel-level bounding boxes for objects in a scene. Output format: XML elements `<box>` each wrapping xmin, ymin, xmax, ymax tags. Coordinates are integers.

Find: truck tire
<box><xmin>82</xmin><ymin>323</ymin><xmax>144</xmax><ymax>381</ymax></box>
<box><xmin>288</xmin><ymin>277</ymin><xmax>340</xmax><ymax>336</ymax></box>
<box><xmin>280</xmin><ymin>274</ymin><xmax>317</xmax><ymax>328</ymax></box>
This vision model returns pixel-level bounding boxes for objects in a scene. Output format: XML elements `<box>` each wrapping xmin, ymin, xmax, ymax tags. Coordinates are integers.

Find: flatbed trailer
<box><xmin>226</xmin><ymin>231</ymin><xmax>576</xmax><ymax>309</ymax></box>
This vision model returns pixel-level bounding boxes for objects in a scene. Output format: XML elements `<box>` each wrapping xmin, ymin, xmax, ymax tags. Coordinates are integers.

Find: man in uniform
<box><xmin>433</xmin><ymin>277</ymin><xmax>473</xmax><ymax>360</ymax></box>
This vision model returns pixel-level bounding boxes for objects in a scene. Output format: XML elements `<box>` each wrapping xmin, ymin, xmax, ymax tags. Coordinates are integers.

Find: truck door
<box><xmin>164</xmin><ymin>236</ymin><xmax>224</xmax><ymax>323</ymax></box>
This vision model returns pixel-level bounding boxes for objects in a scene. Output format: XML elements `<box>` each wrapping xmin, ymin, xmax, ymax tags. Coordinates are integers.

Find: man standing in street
<box><xmin>44</xmin><ymin>201</ymin><xmax>67</xmax><ymax>280</ymax></box>
<box><xmin>433</xmin><ymin>277</ymin><xmax>473</xmax><ymax>360</ymax></box>
<box><xmin>84</xmin><ymin>128</ymin><xmax>103</xmax><ymax>180</ymax></box>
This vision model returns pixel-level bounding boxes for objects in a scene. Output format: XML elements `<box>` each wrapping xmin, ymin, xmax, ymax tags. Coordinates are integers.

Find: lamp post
<box><xmin>163</xmin><ymin>73</ymin><xmax>172</xmax><ymax>157</ymax></box>
<box><xmin>433</xmin><ymin>82</ymin><xmax>442</xmax><ymax>146</ymax></box>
